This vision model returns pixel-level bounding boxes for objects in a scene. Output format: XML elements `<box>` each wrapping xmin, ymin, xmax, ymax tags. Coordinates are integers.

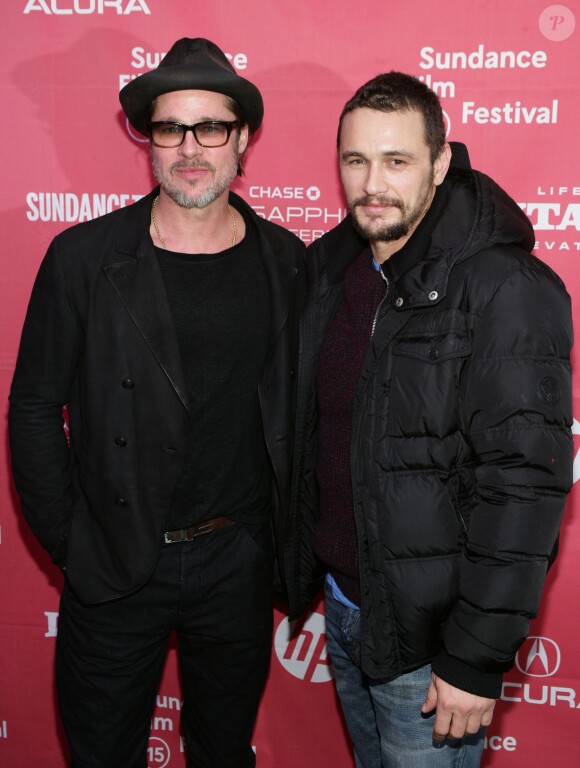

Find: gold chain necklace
<box><xmin>151</xmin><ymin>196</ymin><xmax>237</xmax><ymax>250</ymax></box>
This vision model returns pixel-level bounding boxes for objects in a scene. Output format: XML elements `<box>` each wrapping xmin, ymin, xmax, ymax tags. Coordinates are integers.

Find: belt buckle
<box><xmin>164</xmin><ymin>524</ymin><xmax>206</xmax><ymax>544</ymax></box>
<box><xmin>163</xmin><ymin>518</ymin><xmax>231</xmax><ymax>544</ymax></box>
<box><xmin>164</xmin><ymin>529</ymin><xmax>187</xmax><ymax>544</ymax></box>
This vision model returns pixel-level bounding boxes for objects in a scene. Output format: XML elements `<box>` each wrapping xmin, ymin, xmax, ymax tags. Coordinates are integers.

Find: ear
<box><xmin>238</xmin><ymin>123</ymin><xmax>250</xmax><ymax>154</ymax></box>
<box><xmin>433</xmin><ymin>142</ymin><xmax>452</xmax><ymax>186</ymax></box>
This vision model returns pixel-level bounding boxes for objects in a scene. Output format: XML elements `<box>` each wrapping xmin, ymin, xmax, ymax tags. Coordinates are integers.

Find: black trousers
<box><xmin>55</xmin><ymin>521</ymin><xmax>273</xmax><ymax>768</ymax></box>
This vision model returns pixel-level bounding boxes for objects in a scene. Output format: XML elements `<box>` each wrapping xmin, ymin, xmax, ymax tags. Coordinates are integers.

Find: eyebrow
<box><xmin>341</xmin><ymin>149</ymin><xmax>416</xmax><ymax>161</ymax></box>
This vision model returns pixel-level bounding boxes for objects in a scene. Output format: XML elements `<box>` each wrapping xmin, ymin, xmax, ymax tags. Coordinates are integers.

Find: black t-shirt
<box><xmin>155</xmin><ymin>208</ymin><xmax>271</xmax><ymax>528</ymax></box>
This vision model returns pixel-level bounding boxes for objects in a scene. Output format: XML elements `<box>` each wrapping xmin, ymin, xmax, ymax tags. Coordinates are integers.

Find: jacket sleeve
<box><xmin>8</xmin><ymin>239</ymin><xmax>82</xmax><ymax>566</ymax></box>
<box><xmin>432</xmin><ymin>255</ymin><xmax>573</xmax><ymax>698</ymax></box>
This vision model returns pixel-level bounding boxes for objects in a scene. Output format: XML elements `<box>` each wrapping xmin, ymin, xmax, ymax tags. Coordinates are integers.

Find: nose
<box><xmin>178</xmin><ymin>129</ymin><xmax>203</xmax><ymax>158</ymax></box>
<box><xmin>363</xmin><ymin>162</ymin><xmax>387</xmax><ymax>197</ymax></box>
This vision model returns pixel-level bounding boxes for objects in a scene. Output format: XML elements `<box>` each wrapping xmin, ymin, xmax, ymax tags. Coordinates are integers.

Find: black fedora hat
<box><xmin>120</xmin><ymin>38</ymin><xmax>264</xmax><ymax>134</ymax></box>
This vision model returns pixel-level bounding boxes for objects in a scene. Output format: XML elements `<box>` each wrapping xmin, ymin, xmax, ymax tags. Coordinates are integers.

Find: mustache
<box><xmin>352</xmin><ymin>195</ymin><xmax>403</xmax><ymax>210</ymax></box>
<box><xmin>170</xmin><ymin>160</ymin><xmax>215</xmax><ymax>172</ymax></box>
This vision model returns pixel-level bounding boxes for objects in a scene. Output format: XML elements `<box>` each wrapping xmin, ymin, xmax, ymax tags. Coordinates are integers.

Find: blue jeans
<box><xmin>324</xmin><ymin>582</ymin><xmax>485</xmax><ymax>768</ymax></box>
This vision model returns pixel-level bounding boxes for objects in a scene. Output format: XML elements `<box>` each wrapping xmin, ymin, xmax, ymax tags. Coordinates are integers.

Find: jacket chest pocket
<box><xmin>388</xmin><ymin>331</ymin><xmax>471</xmax><ymax>438</ymax></box>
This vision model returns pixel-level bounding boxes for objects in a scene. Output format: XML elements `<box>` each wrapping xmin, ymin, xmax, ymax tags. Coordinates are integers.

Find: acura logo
<box><xmin>515</xmin><ymin>636</ymin><xmax>561</xmax><ymax>677</ymax></box>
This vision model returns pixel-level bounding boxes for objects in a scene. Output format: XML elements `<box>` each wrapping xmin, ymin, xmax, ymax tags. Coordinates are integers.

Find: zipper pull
<box><xmin>371</xmin><ymin>273</ymin><xmax>390</xmax><ymax>338</ymax></box>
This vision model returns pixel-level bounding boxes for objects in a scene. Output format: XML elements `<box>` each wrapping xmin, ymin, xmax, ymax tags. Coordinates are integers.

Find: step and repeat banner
<box><xmin>1</xmin><ymin>2</ymin><xmax>579</xmax><ymax>766</ymax></box>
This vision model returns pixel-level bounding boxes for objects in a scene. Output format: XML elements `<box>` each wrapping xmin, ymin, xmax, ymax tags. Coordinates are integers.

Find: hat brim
<box><xmin>120</xmin><ymin>65</ymin><xmax>264</xmax><ymax>134</ymax></box>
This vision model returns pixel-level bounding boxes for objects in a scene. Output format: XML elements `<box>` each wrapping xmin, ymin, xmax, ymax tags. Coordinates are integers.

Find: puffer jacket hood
<box><xmin>399</xmin><ymin>167</ymin><xmax>536</xmax><ymax>305</ymax></box>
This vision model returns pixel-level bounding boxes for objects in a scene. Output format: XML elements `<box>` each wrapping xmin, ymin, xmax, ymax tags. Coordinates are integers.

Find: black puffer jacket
<box><xmin>286</xmin><ymin>157</ymin><xmax>573</xmax><ymax>698</ymax></box>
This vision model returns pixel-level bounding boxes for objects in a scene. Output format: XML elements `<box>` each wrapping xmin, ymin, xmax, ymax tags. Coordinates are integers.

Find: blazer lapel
<box><xmin>103</xmin><ymin>193</ymin><xmax>190</xmax><ymax>413</ymax></box>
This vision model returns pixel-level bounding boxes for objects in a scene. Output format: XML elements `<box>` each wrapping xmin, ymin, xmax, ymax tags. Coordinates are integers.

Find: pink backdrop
<box><xmin>1</xmin><ymin>2</ymin><xmax>579</xmax><ymax>766</ymax></box>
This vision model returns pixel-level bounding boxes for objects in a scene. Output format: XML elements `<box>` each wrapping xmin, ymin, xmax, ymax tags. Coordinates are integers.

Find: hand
<box><xmin>421</xmin><ymin>672</ymin><xmax>496</xmax><ymax>742</ymax></box>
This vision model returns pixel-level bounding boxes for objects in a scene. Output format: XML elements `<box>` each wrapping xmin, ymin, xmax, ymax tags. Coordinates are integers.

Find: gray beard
<box><xmin>152</xmin><ymin>156</ymin><xmax>238</xmax><ymax>210</ymax></box>
<box><xmin>160</xmin><ymin>183</ymin><xmax>232</xmax><ymax>209</ymax></box>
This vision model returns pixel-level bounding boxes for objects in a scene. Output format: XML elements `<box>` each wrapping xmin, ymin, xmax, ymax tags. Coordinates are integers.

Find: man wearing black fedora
<box><xmin>9</xmin><ymin>37</ymin><xmax>305</xmax><ymax>767</ymax></box>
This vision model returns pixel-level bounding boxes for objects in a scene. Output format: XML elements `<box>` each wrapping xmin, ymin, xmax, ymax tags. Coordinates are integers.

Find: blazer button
<box><xmin>115</xmin><ymin>436</ymin><xmax>128</xmax><ymax>447</ymax></box>
<box><xmin>122</xmin><ymin>378</ymin><xmax>134</xmax><ymax>389</ymax></box>
<box><xmin>115</xmin><ymin>497</ymin><xmax>127</xmax><ymax>507</ymax></box>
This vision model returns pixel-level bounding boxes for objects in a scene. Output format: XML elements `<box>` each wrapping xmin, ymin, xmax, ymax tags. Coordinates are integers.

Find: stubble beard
<box><xmin>350</xmin><ymin>169</ymin><xmax>435</xmax><ymax>243</ymax></box>
<box><xmin>152</xmin><ymin>150</ymin><xmax>239</xmax><ymax>209</ymax></box>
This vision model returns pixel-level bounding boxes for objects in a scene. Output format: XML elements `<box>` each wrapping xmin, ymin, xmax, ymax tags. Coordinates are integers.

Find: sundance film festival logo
<box><xmin>515</xmin><ymin>637</ymin><xmax>561</xmax><ymax>678</ymax></box>
<box><xmin>275</xmin><ymin>612</ymin><xmax>333</xmax><ymax>683</ymax></box>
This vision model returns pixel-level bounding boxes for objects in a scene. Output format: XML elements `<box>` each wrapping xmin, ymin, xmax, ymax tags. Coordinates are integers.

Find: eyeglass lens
<box><xmin>150</xmin><ymin>121</ymin><xmax>234</xmax><ymax>148</ymax></box>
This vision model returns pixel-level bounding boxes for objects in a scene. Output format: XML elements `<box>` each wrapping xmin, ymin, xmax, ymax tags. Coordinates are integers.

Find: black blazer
<box><xmin>9</xmin><ymin>188</ymin><xmax>306</xmax><ymax>604</ymax></box>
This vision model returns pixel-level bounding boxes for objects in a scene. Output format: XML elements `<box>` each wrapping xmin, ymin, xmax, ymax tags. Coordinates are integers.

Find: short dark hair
<box><xmin>337</xmin><ymin>71</ymin><xmax>446</xmax><ymax>163</ymax></box>
<box><xmin>145</xmin><ymin>93</ymin><xmax>248</xmax><ymax>176</ymax></box>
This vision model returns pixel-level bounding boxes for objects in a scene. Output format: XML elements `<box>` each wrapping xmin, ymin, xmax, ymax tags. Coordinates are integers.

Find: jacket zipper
<box><xmin>371</xmin><ymin>270</ymin><xmax>390</xmax><ymax>337</ymax></box>
<box><xmin>351</xmin><ymin>267</ymin><xmax>391</xmax><ymax>656</ymax></box>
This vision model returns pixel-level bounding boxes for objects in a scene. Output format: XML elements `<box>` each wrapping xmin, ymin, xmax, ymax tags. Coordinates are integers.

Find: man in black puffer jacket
<box><xmin>286</xmin><ymin>72</ymin><xmax>573</xmax><ymax>767</ymax></box>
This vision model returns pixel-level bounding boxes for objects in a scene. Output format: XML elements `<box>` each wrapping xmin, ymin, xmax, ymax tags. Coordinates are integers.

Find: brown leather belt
<box><xmin>163</xmin><ymin>517</ymin><xmax>235</xmax><ymax>544</ymax></box>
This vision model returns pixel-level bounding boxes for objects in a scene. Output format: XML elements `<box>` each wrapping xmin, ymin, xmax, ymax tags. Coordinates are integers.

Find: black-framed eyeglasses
<box><xmin>148</xmin><ymin>120</ymin><xmax>240</xmax><ymax>148</ymax></box>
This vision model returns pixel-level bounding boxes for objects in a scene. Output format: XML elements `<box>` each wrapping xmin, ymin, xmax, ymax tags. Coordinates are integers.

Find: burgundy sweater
<box><xmin>314</xmin><ymin>249</ymin><xmax>387</xmax><ymax>605</ymax></box>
